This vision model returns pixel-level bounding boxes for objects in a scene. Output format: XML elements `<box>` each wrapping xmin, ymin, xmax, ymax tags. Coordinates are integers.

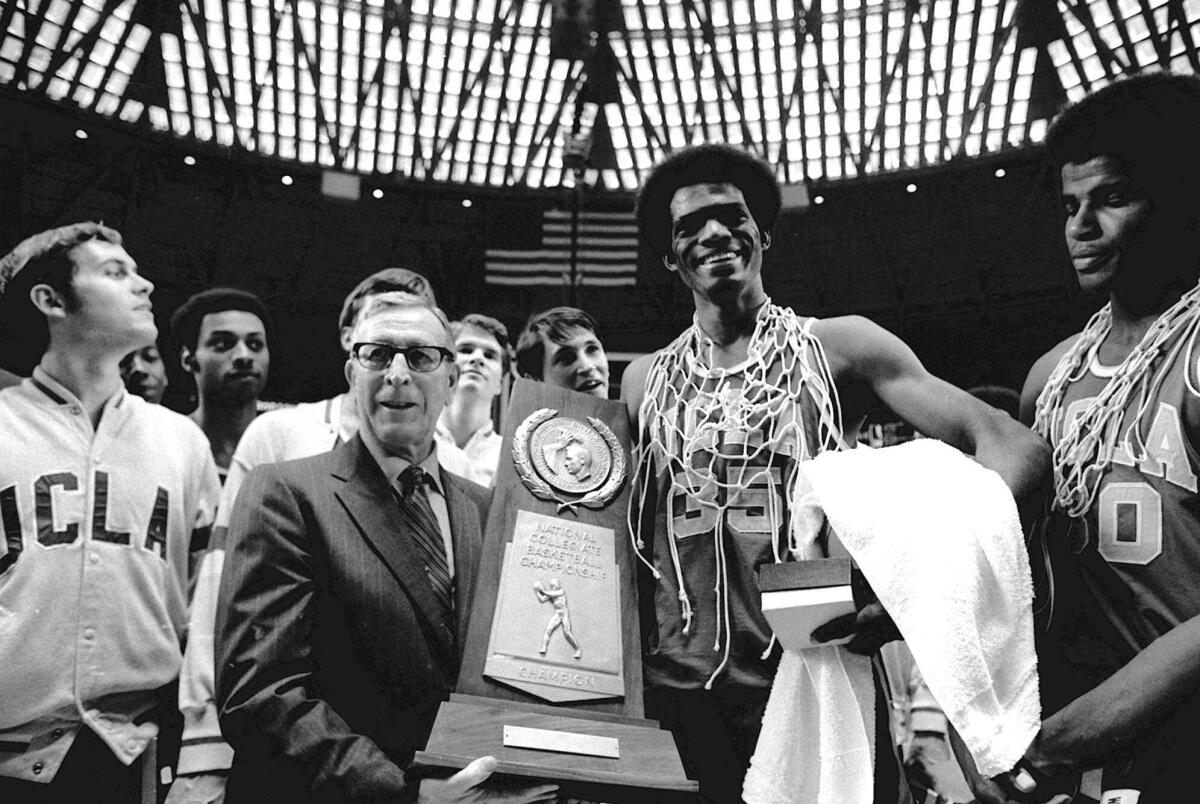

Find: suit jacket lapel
<box><xmin>441</xmin><ymin>470</ymin><xmax>485</xmax><ymax>648</ymax></box>
<box><xmin>332</xmin><ymin>437</ymin><xmax>457</xmax><ymax>657</ymax></box>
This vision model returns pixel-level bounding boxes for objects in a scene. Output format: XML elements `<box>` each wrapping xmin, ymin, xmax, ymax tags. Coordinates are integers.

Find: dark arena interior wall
<box><xmin>1</xmin><ymin>90</ymin><xmax>1102</xmax><ymax>411</ymax></box>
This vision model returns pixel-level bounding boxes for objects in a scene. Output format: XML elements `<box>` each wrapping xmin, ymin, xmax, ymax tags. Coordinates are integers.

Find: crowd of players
<box><xmin>0</xmin><ymin>72</ymin><xmax>1197</xmax><ymax>804</ymax></box>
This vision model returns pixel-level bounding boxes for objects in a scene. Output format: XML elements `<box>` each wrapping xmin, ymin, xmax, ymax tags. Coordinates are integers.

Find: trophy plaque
<box><xmin>412</xmin><ymin>379</ymin><xmax>697</xmax><ymax>802</ymax></box>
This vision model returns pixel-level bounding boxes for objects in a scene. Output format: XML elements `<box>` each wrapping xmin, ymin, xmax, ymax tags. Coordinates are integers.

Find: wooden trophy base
<box><xmin>411</xmin><ymin>694</ymin><xmax>697</xmax><ymax>802</ymax></box>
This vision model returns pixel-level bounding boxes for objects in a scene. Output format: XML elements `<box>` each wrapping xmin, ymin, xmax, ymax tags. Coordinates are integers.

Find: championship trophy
<box><xmin>412</xmin><ymin>379</ymin><xmax>697</xmax><ymax>802</ymax></box>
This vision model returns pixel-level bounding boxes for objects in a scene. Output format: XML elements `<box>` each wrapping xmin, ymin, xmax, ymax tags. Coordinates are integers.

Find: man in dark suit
<box><xmin>214</xmin><ymin>292</ymin><xmax>557</xmax><ymax>803</ymax></box>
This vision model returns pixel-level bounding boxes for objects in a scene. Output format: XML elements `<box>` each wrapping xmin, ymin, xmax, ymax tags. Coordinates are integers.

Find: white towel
<box><xmin>744</xmin><ymin>439</ymin><xmax>1040</xmax><ymax>804</ymax></box>
<box><xmin>744</xmin><ymin>647</ymin><xmax>877</xmax><ymax>804</ymax></box>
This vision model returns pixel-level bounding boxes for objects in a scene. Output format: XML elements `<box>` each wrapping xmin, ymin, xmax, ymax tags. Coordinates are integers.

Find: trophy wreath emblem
<box><xmin>512</xmin><ymin>408</ymin><xmax>626</xmax><ymax>513</ymax></box>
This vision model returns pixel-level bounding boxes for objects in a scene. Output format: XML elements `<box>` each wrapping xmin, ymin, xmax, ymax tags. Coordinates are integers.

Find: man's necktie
<box><xmin>397</xmin><ymin>465</ymin><xmax>454</xmax><ymax>629</ymax></box>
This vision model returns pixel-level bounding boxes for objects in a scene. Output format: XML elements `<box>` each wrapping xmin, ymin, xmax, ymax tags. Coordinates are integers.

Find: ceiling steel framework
<box><xmin>1</xmin><ymin>0</ymin><xmax>1197</xmax><ymax>191</ymax></box>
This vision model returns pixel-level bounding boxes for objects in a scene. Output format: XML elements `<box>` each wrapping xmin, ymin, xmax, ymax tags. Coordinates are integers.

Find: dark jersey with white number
<box><xmin>1036</xmin><ymin>330</ymin><xmax>1200</xmax><ymax>799</ymax></box>
<box><xmin>1041</xmin><ymin>332</ymin><xmax>1200</xmax><ymax>681</ymax></box>
<box><xmin>638</xmin><ymin>316</ymin><xmax>839</xmax><ymax>690</ymax></box>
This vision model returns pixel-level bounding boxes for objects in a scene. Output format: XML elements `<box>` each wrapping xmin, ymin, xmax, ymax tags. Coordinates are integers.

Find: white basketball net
<box><xmin>628</xmin><ymin>302</ymin><xmax>845</xmax><ymax>687</ymax></box>
<box><xmin>1032</xmin><ymin>281</ymin><xmax>1200</xmax><ymax>518</ymax></box>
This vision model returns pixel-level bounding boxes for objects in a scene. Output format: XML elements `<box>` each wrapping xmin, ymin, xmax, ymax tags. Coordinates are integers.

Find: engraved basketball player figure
<box><xmin>534</xmin><ymin>578</ymin><xmax>582</xmax><ymax>659</ymax></box>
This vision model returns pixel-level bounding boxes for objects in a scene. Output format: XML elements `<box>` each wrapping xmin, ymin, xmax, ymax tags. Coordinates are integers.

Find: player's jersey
<box><xmin>0</xmin><ymin>368</ymin><xmax>220</xmax><ymax>782</ymax></box>
<box><xmin>1040</xmin><ymin>331</ymin><xmax>1200</xmax><ymax>684</ymax></box>
<box><xmin>637</xmin><ymin>314</ymin><xmax>841</xmax><ymax>690</ymax></box>
<box><xmin>1035</xmin><ymin>325</ymin><xmax>1200</xmax><ymax>803</ymax></box>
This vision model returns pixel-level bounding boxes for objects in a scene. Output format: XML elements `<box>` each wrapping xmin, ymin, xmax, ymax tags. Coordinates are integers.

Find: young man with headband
<box><xmin>624</xmin><ymin>143</ymin><xmax>1050</xmax><ymax>802</ymax></box>
<box><xmin>1006</xmin><ymin>73</ymin><xmax>1200</xmax><ymax>804</ymax></box>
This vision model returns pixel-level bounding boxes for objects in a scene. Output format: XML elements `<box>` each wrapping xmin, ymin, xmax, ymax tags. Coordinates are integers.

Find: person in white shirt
<box><xmin>0</xmin><ymin>222</ymin><xmax>220</xmax><ymax>803</ymax></box>
<box><xmin>436</xmin><ymin>314</ymin><xmax>509</xmax><ymax>487</ymax></box>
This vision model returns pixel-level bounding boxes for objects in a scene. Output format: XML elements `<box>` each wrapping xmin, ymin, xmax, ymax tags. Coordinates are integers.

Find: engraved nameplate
<box><xmin>502</xmin><ymin>725</ymin><xmax>620</xmax><ymax>759</ymax></box>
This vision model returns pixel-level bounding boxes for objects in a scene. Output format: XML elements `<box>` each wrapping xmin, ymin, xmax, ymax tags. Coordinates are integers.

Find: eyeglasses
<box><xmin>351</xmin><ymin>342</ymin><xmax>454</xmax><ymax>373</ymax></box>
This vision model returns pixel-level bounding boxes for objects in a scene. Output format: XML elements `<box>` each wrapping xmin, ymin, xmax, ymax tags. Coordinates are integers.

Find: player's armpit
<box><xmin>1018</xmin><ymin>334</ymin><xmax>1082</xmax><ymax>427</ymax></box>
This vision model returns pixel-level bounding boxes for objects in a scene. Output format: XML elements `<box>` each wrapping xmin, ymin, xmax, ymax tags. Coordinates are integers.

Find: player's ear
<box><xmin>180</xmin><ymin>347</ymin><xmax>198</xmax><ymax>374</ymax></box>
<box><xmin>29</xmin><ymin>283</ymin><xmax>68</xmax><ymax>321</ymax></box>
<box><xmin>661</xmin><ymin>253</ymin><xmax>678</xmax><ymax>273</ymax></box>
<box><xmin>762</xmin><ymin>231</ymin><xmax>772</xmax><ymax>251</ymax></box>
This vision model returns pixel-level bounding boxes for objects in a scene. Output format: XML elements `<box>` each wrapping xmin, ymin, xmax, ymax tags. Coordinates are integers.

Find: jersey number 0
<box><xmin>1096</xmin><ymin>481</ymin><xmax>1163</xmax><ymax>565</ymax></box>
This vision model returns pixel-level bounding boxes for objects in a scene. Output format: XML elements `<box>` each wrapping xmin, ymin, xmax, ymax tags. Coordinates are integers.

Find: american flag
<box><xmin>484</xmin><ymin>210</ymin><xmax>639</xmax><ymax>287</ymax></box>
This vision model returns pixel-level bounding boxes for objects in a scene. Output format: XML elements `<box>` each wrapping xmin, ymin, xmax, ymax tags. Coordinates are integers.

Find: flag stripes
<box><xmin>485</xmin><ymin>210</ymin><xmax>639</xmax><ymax>287</ymax></box>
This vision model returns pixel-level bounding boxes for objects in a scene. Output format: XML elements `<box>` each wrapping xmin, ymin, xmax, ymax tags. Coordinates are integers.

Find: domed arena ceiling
<box><xmin>2</xmin><ymin>0</ymin><xmax>1197</xmax><ymax>190</ymax></box>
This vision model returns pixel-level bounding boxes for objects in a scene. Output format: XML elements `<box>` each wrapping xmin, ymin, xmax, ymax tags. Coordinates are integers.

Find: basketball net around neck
<box><xmin>1033</xmin><ymin>281</ymin><xmax>1200</xmax><ymax>518</ymax></box>
<box><xmin>628</xmin><ymin>301</ymin><xmax>845</xmax><ymax>688</ymax></box>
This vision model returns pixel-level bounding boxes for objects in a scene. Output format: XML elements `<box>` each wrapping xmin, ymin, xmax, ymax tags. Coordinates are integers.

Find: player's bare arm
<box><xmin>820</xmin><ymin>316</ymin><xmax>1049</xmax><ymax>672</ymax></box>
<box><xmin>809</xmin><ymin>315</ymin><xmax>1048</xmax><ymax>657</ymax></box>
<box><xmin>979</xmin><ymin>609</ymin><xmax>1200</xmax><ymax>800</ymax></box>
<box><xmin>813</xmin><ymin>315</ymin><xmax>1051</xmax><ymax>500</ymax></box>
<box><xmin>1019</xmin><ymin>611</ymin><xmax>1200</xmax><ymax>777</ymax></box>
